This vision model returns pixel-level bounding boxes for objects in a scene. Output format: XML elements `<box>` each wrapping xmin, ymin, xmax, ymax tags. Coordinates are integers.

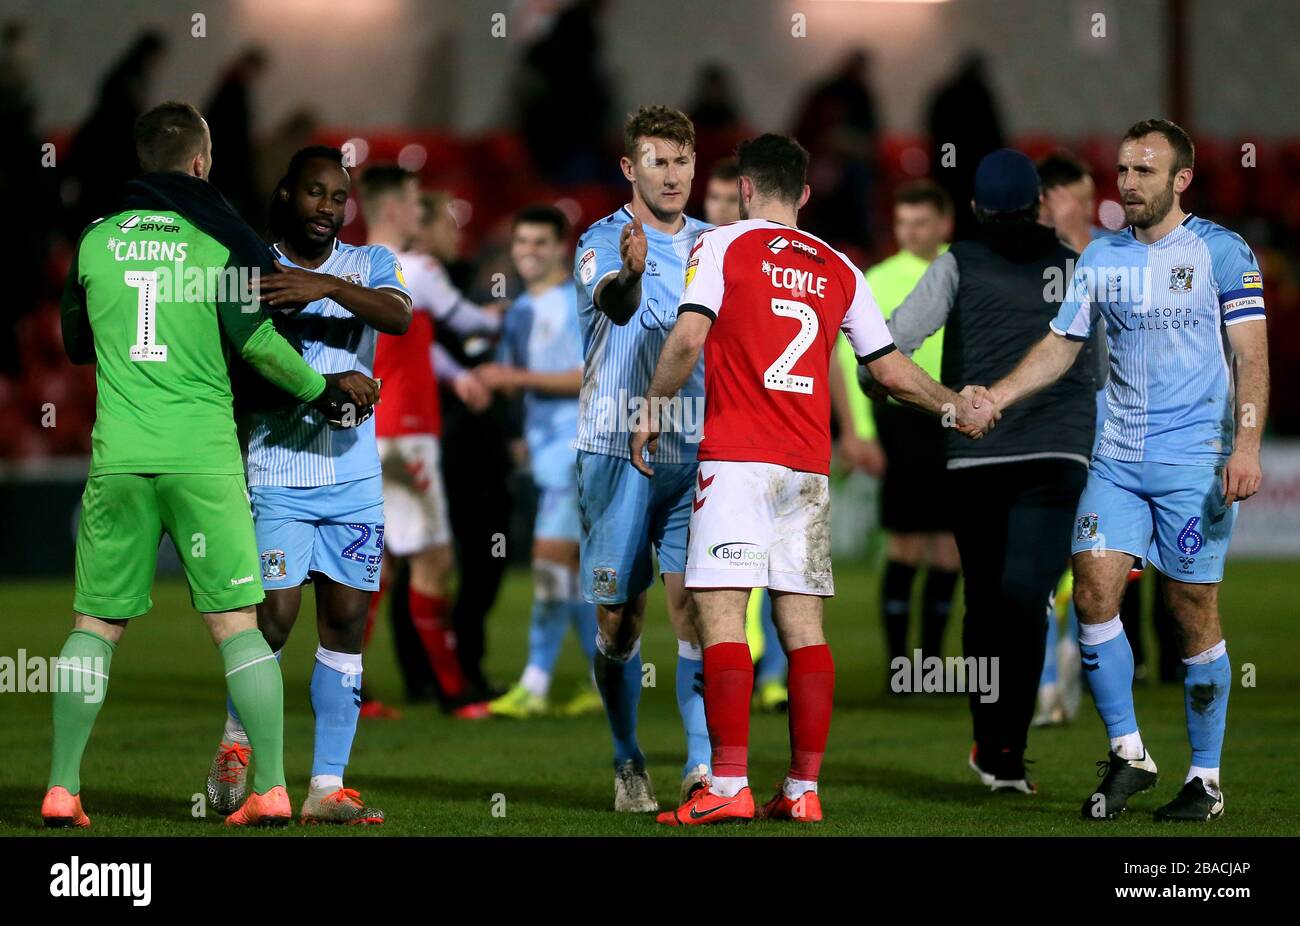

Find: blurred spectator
<box><xmin>517</xmin><ymin>0</ymin><xmax>612</xmax><ymax>184</ymax></box>
<box><xmin>0</xmin><ymin>19</ymin><xmax>51</xmax><ymax>375</ymax></box>
<box><xmin>61</xmin><ymin>30</ymin><xmax>167</xmax><ymax>238</ymax></box>
<box><xmin>687</xmin><ymin>63</ymin><xmax>750</xmax><ymax>214</ymax></box>
<box><xmin>204</xmin><ymin>45</ymin><xmax>268</xmax><ymax>225</ymax></box>
<box><xmin>926</xmin><ymin>51</ymin><xmax>1005</xmax><ymax>240</ymax></box>
<box><xmin>255</xmin><ymin>107</ymin><xmax>318</xmax><ymax>234</ymax></box>
<box><xmin>688</xmin><ymin>61</ymin><xmax>742</xmax><ymax>130</ymax></box>
<box><xmin>791</xmin><ymin>49</ymin><xmax>879</xmax><ymax>250</ymax></box>
<box><xmin>1036</xmin><ymin>149</ymin><xmax>1101</xmax><ymax>253</ymax></box>
<box><xmin>703</xmin><ymin>157</ymin><xmax>741</xmax><ymax>226</ymax></box>
<box><xmin>418</xmin><ymin>192</ymin><xmax>513</xmax><ymax>699</ymax></box>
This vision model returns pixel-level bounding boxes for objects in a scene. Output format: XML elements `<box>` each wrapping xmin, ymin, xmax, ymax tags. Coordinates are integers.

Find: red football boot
<box><xmin>656</xmin><ymin>782</ymin><xmax>754</xmax><ymax>826</ymax></box>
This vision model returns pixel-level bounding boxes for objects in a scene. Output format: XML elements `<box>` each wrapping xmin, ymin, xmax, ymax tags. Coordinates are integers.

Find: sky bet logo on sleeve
<box><xmin>1242</xmin><ymin>270</ymin><xmax>1262</xmax><ymax>289</ymax></box>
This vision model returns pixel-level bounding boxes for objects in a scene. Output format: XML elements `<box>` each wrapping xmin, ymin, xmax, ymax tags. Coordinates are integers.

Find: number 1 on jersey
<box><xmin>126</xmin><ymin>270</ymin><xmax>168</xmax><ymax>362</ymax></box>
<box><xmin>764</xmin><ymin>297</ymin><xmax>818</xmax><ymax>394</ymax></box>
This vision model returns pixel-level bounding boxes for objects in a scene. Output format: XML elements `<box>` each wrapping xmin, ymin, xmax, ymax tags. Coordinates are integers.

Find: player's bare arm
<box><xmin>1223</xmin><ymin>319</ymin><xmax>1269</xmax><ymax>504</ymax></box>
<box><xmin>867</xmin><ymin>349</ymin><xmax>996</xmax><ymax>439</ymax></box>
<box><xmin>476</xmin><ymin>363</ymin><xmax>582</xmax><ymax>397</ymax></box>
<box><xmin>259</xmin><ymin>263</ymin><xmax>412</xmax><ymax>335</ymax></box>
<box><xmin>594</xmin><ymin>218</ymin><xmax>647</xmax><ymax>326</ymax></box>
<box><xmin>987</xmin><ymin>330</ymin><xmax>1083</xmax><ymax>410</ymax></box>
<box><xmin>628</xmin><ymin>310</ymin><xmax>711</xmax><ymax>476</ymax></box>
<box><xmin>828</xmin><ymin>355</ymin><xmax>882</xmax><ymax>474</ymax></box>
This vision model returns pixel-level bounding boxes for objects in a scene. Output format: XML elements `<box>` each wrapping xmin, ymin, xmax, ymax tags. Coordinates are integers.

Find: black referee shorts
<box><xmin>873</xmin><ymin>399</ymin><xmax>951</xmax><ymax>534</ymax></box>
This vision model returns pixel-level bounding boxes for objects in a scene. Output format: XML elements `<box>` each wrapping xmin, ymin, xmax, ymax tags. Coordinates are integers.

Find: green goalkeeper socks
<box><xmin>48</xmin><ymin>628</ymin><xmax>116</xmax><ymax>794</ymax></box>
<box><xmin>220</xmin><ymin>629</ymin><xmax>286</xmax><ymax>794</ymax></box>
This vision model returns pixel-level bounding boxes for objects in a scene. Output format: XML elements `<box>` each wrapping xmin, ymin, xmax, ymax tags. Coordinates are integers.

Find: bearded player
<box><xmin>985</xmin><ymin>119</ymin><xmax>1269</xmax><ymax>822</ymax></box>
<box><xmin>574</xmin><ymin>105</ymin><xmax>712</xmax><ymax>811</ymax></box>
<box><xmin>205</xmin><ymin>146</ymin><xmax>412</xmax><ymax>825</ymax></box>
<box><xmin>630</xmin><ymin>133</ymin><xmax>996</xmax><ymax>826</ymax></box>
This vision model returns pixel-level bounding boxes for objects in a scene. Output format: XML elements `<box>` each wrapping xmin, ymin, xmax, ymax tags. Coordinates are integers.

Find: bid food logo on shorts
<box><xmin>708</xmin><ymin>541</ymin><xmax>767</xmax><ymax>563</ymax></box>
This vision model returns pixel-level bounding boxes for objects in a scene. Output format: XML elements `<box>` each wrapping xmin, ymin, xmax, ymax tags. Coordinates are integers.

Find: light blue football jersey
<box><xmin>499</xmin><ymin>280</ymin><xmax>582</xmax><ymax>485</ymax></box>
<box><xmin>1051</xmin><ymin>215</ymin><xmax>1266</xmax><ymax>464</ymax></box>
<box><xmin>245</xmin><ymin>240</ymin><xmax>410</xmax><ymax>488</ymax></box>
<box><xmin>573</xmin><ymin>206</ymin><xmax>711</xmax><ymax>463</ymax></box>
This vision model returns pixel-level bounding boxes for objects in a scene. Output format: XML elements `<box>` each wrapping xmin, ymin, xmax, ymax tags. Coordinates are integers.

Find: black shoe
<box><xmin>969</xmin><ymin>745</ymin><xmax>1037</xmax><ymax>795</ymax></box>
<box><xmin>1154</xmin><ymin>777</ymin><xmax>1224</xmax><ymax>822</ymax></box>
<box><xmin>1081</xmin><ymin>749</ymin><xmax>1158</xmax><ymax>819</ymax></box>
<box><xmin>404</xmin><ymin>681</ymin><xmax>443</xmax><ymax>705</ymax></box>
<box><xmin>464</xmin><ymin>680</ymin><xmax>507</xmax><ymax>702</ymax></box>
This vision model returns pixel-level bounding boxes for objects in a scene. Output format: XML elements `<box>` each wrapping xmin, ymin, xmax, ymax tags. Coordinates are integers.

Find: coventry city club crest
<box><xmin>1076</xmin><ymin>513</ymin><xmax>1099</xmax><ymax>543</ymax></box>
<box><xmin>1169</xmin><ymin>265</ymin><xmax>1194</xmax><ymax>293</ymax></box>
<box><xmin>261</xmin><ymin>549</ymin><xmax>287</xmax><ymax>580</ymax></box>
<box><xmin>593</xmin><ymin>566</ymin><xmax>618</xmax><ymax>598</ymax></box>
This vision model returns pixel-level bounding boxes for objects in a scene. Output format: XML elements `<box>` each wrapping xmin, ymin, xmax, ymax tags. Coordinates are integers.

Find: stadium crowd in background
<box><xmin>1</xmin><ymin>14</ymin><xmax>1293</xmax><ymax>760</ymax></box>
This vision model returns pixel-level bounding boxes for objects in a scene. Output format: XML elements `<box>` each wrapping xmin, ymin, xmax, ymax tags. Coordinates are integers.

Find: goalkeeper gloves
<box><xmin>312</xmin><ymin>372</ymin><xmax>379</xmax><ymax>429</ymax></box>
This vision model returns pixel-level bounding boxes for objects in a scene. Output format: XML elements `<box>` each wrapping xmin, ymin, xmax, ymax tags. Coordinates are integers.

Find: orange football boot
<box><xmin>656</xmin><ymin>783</ymin><xmax>754</xmax><ymax>826</ymax></box>
<box><xmin>42</xmin><ymin>786</ymin><xmax>90</xmax><ymax>828</ymax></box>
<box><xmin>758</xmin><ymin>788</ymin><xmax>823</xmax><ymax>822</ymax></box>
<box><xmin>225</xmin><ymin>785</ymin><xmax>292</xmax><ymax>827</ymax></box>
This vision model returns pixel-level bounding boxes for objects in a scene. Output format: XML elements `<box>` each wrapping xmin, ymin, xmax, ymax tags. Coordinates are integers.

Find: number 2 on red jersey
<box><xmin>763</xmin><ymin>297</ymin><xmax>818</xmax><ymax>394</ymax></box>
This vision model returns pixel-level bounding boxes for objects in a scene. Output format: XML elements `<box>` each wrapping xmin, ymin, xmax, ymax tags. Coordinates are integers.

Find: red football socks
<box><xmin>787</xmin><ymin>643</ymin><xmax>834</xmax><ymax>783</ymax></box>
<box><xmin>703</xmin><ymin>642</ymin><xmax>754</xmax><ymax>778</ymax></box>
<box><xmin>409</xmin><ymin>589</ymin><xmax>466</xmax><ymax>699</ymax></box>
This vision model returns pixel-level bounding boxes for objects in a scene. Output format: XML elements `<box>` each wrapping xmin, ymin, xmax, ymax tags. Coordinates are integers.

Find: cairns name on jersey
<box><xmin>245</xmin><ymin>240</ymin><xmax>410</xmax><ymax>487</ymax></box>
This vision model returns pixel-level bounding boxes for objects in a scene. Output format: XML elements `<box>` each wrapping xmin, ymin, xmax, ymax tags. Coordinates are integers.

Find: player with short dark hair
<box><xmin>631</xmin><ymin>133</ymin><xmax>994</xmax><ymax>826</ymax></box>
<box><xmin>1036</xmin><ymin>150</ymin><xmax>1104</xmax><ymax>255</ymax></box>
<box><xmin>46</xmin><ymin>104</ymin><xmax>374</xmax><ymax>829</ymax></box>
<box><xmin>985</xmin><ymin>119</ymin><xmax>1268</xmax><ymax>822</ymax></box>
<box><xmin>204</xmin><ymin>145</ymin><xmax>413</xmax><ymax>826</ymax></box>
<box><xmin>132</xmin><ymin>100</ymin><xmax>208</xmax><ymax>174</ymax></box>
<box><xmin>703</xmin><ymin>157</ymin><xmax>741</xmax><ymax>226</ymax></box>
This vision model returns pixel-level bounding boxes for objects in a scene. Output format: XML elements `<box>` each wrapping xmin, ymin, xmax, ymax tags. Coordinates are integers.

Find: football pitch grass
<box><xmin>2</xmin><ymin>561</ymin><xmax>1297</xmax><ymax>837</ymax></box>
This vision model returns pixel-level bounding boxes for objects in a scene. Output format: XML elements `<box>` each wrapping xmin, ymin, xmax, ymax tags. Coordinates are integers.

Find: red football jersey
<box><xmin>374</xmin><ymin>252</ymin><xmax>442</xmax><ymax>438</ymax></box>
<box><xmin>680</xmin><ymin>219</ymin><xmax>894</xmax><ymax>474</ymax></box>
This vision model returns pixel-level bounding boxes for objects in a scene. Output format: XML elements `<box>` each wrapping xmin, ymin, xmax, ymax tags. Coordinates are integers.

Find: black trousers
<box><xmin>949</xmin><ymin>458</ymin><xmax>1087</xmax><ymax>759</ymax></box>
<box><xmin>440</xmin><ymin>398</ymin><xmax>513</xmax><ymax>692</ymax></box>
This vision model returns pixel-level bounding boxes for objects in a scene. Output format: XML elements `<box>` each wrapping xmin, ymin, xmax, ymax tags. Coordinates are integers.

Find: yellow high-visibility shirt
<box><xmin>836</xmin><ymin>246</ymin><xmax>948</xmax><ymax>439</ymax></box>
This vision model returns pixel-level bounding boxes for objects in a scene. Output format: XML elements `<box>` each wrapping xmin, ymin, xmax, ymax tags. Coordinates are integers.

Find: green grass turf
<box><xmin>1</xmin><ymin>560</ymin><xmax>1297</xmax><ymax>836</ymax></box>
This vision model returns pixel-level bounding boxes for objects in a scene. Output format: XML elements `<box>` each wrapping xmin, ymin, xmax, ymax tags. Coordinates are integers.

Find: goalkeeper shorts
<box><xmin>74</xmin><ymin>473</ymin><xmax>264</xmax><ymax>619</ymax></box>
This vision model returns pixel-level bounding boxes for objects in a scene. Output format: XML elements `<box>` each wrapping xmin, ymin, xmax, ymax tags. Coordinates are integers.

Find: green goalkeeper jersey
<box><xmin>61</xmin><ymin>209</ymin><xmax>326</xmax><ymax>477</ymax></box>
